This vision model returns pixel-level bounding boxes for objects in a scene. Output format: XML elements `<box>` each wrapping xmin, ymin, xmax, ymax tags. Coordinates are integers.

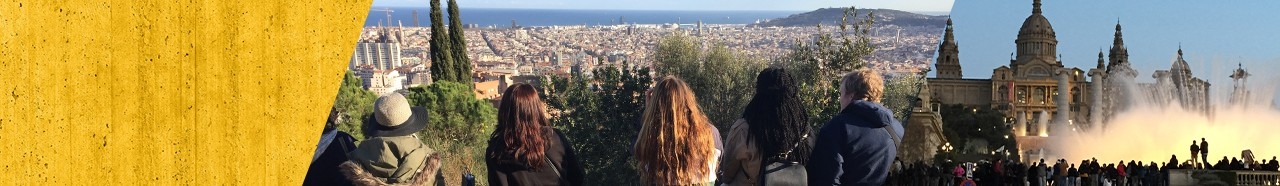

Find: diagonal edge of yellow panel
<box><xmin>0</xmin><ymin>0</ymin><xmax>372</xmax><ymax>184</ymax></box>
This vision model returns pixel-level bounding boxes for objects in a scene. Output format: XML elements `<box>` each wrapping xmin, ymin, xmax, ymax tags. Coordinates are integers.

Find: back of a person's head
<box><xmin>636</xmin><ymin>76</ymin><xmax>716</xmax><ymax>184</ymax></box>
<box><xmin>841</xmin><ymin>68</ymin><xmax>884</xmax><ymax>102</ymax></box>
<box><xmin>744</xmin><ymin>67</ymin><xmax>812</xmax><ymax>164</ymax></box>
<box><xmin>491</xmin><ymin>83</ymin><xmax>549</xmax><ymax>168</ymax></box>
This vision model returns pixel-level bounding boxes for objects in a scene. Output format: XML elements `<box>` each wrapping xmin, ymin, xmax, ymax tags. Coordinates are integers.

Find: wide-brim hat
<box><xmin>364</xmin><ymin>106</ymin><xmax>429</xmax><ymax>137</ymax></box>
<box><xmin>365</xmin><ymin>93</ymin><xmax>429</xmax><ymax>137</ymax></box>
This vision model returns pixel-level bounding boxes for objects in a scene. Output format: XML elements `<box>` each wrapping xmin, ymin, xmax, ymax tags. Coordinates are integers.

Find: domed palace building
<box><xmin>926</xmin><ymin>0</ymin><xmax>1211</xmax><ymax>162</ymax></box>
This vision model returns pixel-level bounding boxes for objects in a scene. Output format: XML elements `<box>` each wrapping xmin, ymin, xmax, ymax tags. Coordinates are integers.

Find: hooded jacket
<box><xmin>485</xmin><ymin>126</ymin><xmax>585</xmax><ymax>186</ymax></box>
<box><xmin>806</xmin><ymin>100</ymin><xmax>903</xmax><ymax>186</ymax></box>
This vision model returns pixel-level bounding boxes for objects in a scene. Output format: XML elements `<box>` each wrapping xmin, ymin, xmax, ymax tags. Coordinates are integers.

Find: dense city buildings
<box><xmin>350</xmin><ymin>11</ymin><xmax>946</xmax><ymax>96</ymax></box>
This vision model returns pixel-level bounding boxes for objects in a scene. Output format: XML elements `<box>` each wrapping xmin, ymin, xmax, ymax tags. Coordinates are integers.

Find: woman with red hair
<box><xmin>486</xmin><ymin>83</ymin><xmax>584</xmax><ymax>185</ymax></box>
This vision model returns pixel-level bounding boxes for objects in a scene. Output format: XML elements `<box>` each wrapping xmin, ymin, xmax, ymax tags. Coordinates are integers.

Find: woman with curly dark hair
<box><xmin>719</xmin><ymin>67</ymin><xmax>813</xmax><ymax>185</ymax></box>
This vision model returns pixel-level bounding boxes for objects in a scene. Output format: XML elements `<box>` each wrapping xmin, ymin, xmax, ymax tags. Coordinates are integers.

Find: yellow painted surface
<box><xmin>0</xmin><ymin>0</ymin><xmax>371</xmax><ymax>184</ymax></box>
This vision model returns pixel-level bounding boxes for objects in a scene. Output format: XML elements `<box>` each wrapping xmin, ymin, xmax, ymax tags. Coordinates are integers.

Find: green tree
<box><xmin>403</xmin><ymin>81</ymin><xmax>497</xmax><ymax>184</ymax></box>
<box><xmin>541</xmin><ymin>63</ymin><xmax>652</xmax><ymax>185</ymax></box>
<box><xmin>428</xmin><ymin>0</ymin><xmax>456</xmax><ymax>83</ymax></box>
<box><xmin>652</xmin><ymin>34</ymin><xmax>765</xmax><ymax>133</ymax></box>
<box><xmin>777</xmin><ymin>6</ymin><xmax>876</xmax><ymax>128</ymax></box>
<box><xmin>447</xmin><ymin>0</ymin><xmax>473</xmax><ymax>86</ymax></box>
<box><xmin>333</xmin><ymin>71</ymin><xmax>378</xmax><ymax>141</ymax></box>
<box><xmin>882</xmin><ymin>73</ymin><xmax>926</xmax><ymax>121</ymax></box>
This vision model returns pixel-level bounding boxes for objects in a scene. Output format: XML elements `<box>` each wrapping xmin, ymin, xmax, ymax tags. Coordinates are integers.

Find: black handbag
<box><xmin>757</xmin><ymin>134</ymin><xmax>809</xmax><ymax>186</ymax></box>
<box><xmin>461</xmin><ymin>166</ymin><xmax>476</xmax><ymax>186</ymax></box>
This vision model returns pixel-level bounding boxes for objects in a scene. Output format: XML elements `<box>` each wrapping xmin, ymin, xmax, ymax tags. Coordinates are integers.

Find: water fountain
<box><xmin>1048</xmin><ymin>62</ymin><xmax>1280</xmax><ymax>165</ymax></box>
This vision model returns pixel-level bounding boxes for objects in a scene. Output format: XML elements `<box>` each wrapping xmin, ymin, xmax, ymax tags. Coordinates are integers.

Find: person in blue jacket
<box><xmin>807</xmin><ymin>69</ymin><xmax>904</xmax><ymax>186</ymax></box>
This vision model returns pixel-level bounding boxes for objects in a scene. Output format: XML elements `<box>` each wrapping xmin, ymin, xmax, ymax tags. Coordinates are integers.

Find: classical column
<box><xmin>1055</xmin><ymin>68</ymin><xmax>1072</xmax><ymax>126</ymax></box>
<box><xmin>1088</xmin><ymin>68</ymin><xmax>1105</xmax><ymax>129</ymax></box>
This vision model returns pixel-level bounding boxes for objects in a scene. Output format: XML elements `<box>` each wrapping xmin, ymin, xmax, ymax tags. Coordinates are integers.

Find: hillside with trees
<box><xmin>752</xmin><ymin>8</ymin><xmax>947</xmax><ymax>28</ymax></box>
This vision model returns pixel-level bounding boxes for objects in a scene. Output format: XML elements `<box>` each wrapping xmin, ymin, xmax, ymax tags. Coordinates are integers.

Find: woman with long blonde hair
<box><xmin>635</xmin><ymin>76</ymin><xmax>721</xmax><ymax>185</ymax></box>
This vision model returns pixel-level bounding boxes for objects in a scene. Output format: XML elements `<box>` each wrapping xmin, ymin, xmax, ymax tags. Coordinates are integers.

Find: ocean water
<box><xmin>364</xmin><ymin>7</ymin><xmax>801</xmax><ymax>27</ymax></box>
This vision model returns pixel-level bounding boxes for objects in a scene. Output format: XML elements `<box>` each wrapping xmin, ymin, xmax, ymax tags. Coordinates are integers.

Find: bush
<box><xmin>404</xmin><ymin>81</ymin><xmax>497</xmax><ymax>185</ymax></box>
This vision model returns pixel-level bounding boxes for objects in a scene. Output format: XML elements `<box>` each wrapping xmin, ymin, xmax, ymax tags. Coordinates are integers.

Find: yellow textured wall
<box><xmin>0</xmin><ymin>0</ymin><xmax>371</xmax><ymax>184</ymax></box>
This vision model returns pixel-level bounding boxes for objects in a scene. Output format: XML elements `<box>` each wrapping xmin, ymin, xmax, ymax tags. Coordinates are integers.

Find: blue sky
<box><xmin>372</xmin><ymin>0</ymin><xmax>953</xmax><ymax>12</ymax></box>
<box><xmin>944</xmin><ymin>1</ymin><xmax>1280</xmax><ymax>106</ymax></box>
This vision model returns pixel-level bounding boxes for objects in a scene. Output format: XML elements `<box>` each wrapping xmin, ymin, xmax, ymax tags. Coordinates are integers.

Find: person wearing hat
<box><xmin>340</xmin><ymin>93</ymin><xmax>444</xmax><ymax>186</ymax></box>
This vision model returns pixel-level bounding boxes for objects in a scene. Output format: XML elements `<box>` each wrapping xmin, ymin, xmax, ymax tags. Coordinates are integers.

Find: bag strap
<box><xmin>882</xmin><ymin>125</ymin><xmax>901</xmax><ymax>147</ymax></box>
<box><xmin>540</xmin><ymin>155</ymin><xmax>565</xmax><ymax>184</ymax></box>
<box><xmin>882</xmin><ymin>125</ymin><xmax>901</xmax><ymax>174</ymax></box>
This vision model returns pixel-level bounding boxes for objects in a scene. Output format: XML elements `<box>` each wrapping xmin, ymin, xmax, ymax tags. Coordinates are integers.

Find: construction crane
<box><xmin>371</xmin><ymin>8</ymin><xmax>394</xmax><ymax>28</ymax></box>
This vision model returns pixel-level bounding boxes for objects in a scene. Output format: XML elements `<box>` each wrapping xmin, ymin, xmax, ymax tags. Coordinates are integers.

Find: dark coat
<box><xmin>806</xmin><ymin>100</ymin><xmax>904</xmax><ymax>186</ymax></box>
<box><xmin>305</xmin><ymin>130</ymin><xmax>358</xmax><ymax>186</ymax></box>
<box><xmin>486</xmin><ymin>126</ymin><xmax>586</xmax><ymax>186</ymax></box>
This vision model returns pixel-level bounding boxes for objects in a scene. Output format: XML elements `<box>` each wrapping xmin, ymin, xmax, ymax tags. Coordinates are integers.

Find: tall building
<box><xmin>350</xmin><ymin>25</ymin><xmax>403</xmax><ymax>70</ymax></box>
<box><xmin>935</xmin><ymin>18</ymin><xmax>962</xmax><ymax>79</ymax></box>
<box><xmin>1100</xmin><ymin>22</ymin><xmax>1139</xmax><ymax>123</ymax></box>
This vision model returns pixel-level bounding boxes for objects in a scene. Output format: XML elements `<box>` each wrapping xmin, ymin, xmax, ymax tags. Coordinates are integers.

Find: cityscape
<box><xmin>347</xmin><ymin>9</ymin><xmax>946</xmax><ymax>97</ymax></box>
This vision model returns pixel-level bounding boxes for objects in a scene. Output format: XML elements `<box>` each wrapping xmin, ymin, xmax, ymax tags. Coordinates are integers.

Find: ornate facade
<box><xmin>929</xmin><ymin>0</ymin><xmax>1092</xmax><ymax>138</ymax></box>
<box><xmin>927</xmin><ymin>0</ymin><xmax>1212</xmax><ymax>161</ymax></box>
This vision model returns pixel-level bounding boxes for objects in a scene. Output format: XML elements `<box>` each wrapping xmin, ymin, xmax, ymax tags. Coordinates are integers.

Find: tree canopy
<box><xmin>653</xmin><ymin>34</ymin><xmax>765</xmax><ymax>134</ymax></box>
<box><xmin>541</xmin><ymin>63</ymin><xmax>652</xmax><ymax>185</ymax></box>
<box><xmin>333</xmin><ymin>71</ymin><xmax>378</xmax><ymax>141</ymax></box>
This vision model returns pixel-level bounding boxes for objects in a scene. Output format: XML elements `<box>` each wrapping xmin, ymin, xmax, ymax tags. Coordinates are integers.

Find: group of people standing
<box><xmin>304</xmin><ymin>67</ymin><xmax>906</xmax><ymax>186</ymax></box>
<box><xmin>1189</xmin><ymin>138</ymin><xmax>1280</xmax><ymax>171</ymax></box>
<box><xmin>884</xmin><ymin>151</ymin><xmax>1280</xmax><ymax>186</ymax></box>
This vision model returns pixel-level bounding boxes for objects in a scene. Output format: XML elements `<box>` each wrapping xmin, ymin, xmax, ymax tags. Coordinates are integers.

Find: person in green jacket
<box><xmin>339</xmin><ymin>93</ymin><xmax>444</xmax><ymax>186</ymax></box>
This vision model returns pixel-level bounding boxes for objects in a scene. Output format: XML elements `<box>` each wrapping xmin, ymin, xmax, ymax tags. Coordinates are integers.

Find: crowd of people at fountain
<box><xmin>885</xmin><ymin>138</ymin><xmax>1280</xmax><ymax>186</ymax></box>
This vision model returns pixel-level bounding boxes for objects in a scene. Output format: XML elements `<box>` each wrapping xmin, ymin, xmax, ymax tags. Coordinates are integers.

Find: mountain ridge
<box><xmin>752</xmin><ymin>8</ymin><xmax>948</xmax><ymax>28</ymax></box>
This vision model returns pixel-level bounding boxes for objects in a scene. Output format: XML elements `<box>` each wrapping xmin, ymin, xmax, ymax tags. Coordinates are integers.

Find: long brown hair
<box><xmin>635</xmin><ymin>76</ymin><xmax>717</xmax><ymax>184</ymax></box>
<box><xmin>489</xmin><ymin>83</ymin><xmax>550</xmax><ymax>168</ymax></box>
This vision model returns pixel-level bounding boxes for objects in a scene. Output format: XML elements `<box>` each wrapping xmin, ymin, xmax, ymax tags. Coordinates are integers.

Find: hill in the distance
<box><xmin>751</xmin><ymin>8</ymin><xmax>947</xmax><ymax>28</ymax></box>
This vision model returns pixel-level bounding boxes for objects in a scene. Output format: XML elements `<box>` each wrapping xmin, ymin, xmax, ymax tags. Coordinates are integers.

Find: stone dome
<box><xmin>1018</xmin><ymin>0</ymin><xmax>1055</xmax><ymax>38</ymax></box>
<box><xmin>1172</xmin><ymin>46</ymin><xmax>1188</xmax><ymax>69</ymax></box>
